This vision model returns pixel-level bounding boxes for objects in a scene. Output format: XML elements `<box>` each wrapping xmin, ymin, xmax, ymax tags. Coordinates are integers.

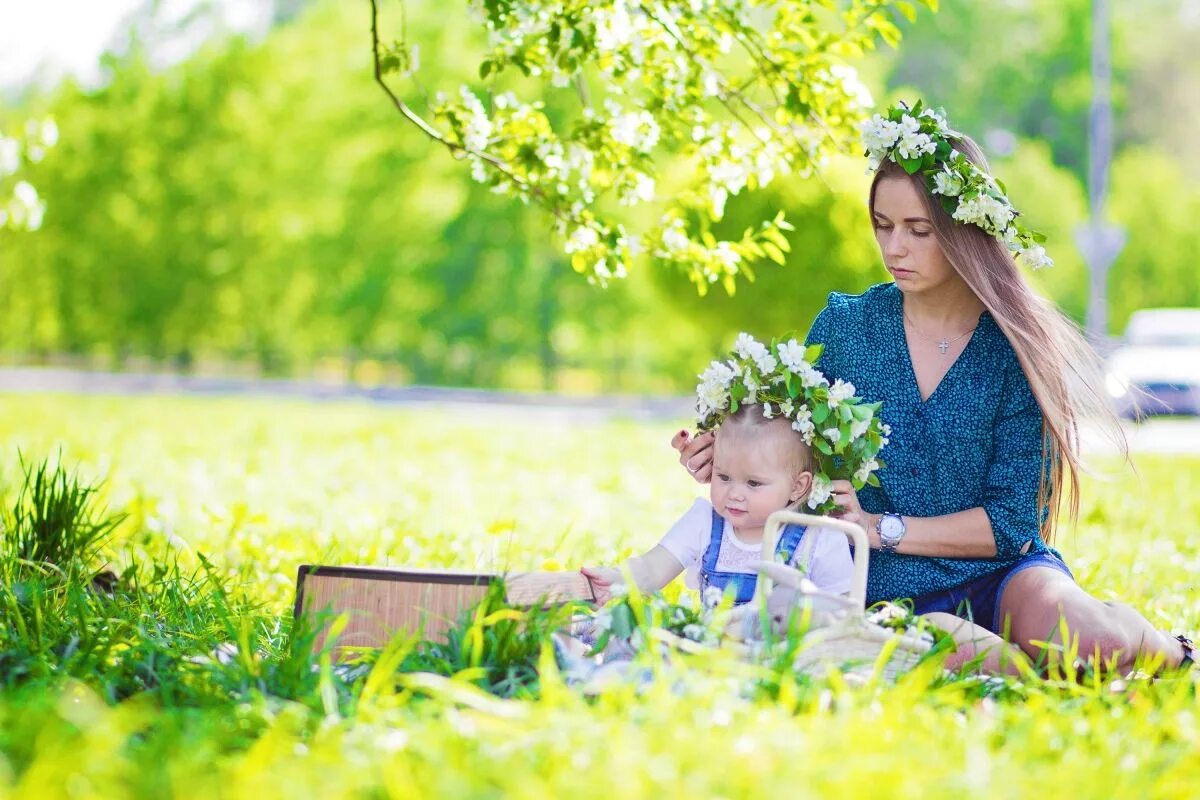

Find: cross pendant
<box><xmin>937</xmin><ymin>339</ymin><xmax>950</xmax><ymax>355</ymax></box>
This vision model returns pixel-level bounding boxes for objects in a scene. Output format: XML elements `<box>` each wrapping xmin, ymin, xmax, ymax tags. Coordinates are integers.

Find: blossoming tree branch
<box><xmin>369</xmin><ymin>0</ymin><xmax>935</xmax><ymax>293</ymax></box>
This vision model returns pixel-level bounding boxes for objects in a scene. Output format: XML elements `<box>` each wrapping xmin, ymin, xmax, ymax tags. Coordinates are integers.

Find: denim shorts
<box><xmin>908</xmin><ymin>552</ymin><xmax>1074</xmax><ymax>635</ymax></box>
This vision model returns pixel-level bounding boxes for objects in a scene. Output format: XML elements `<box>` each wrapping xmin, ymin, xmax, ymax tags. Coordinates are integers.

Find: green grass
<box><xmin>0</xmin><ymin>392</ymin><xmax>1197</xmax><ymax>798</ymax></box>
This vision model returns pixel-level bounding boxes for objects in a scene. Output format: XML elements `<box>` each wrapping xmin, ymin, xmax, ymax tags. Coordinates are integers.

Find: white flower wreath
<box><xmin>860</xmin><ymin>100</ymin><xmax>1053</xmax><ymax>271</ymax></box>
<box><xmin>695</xmin><ymin>332</ymin><xmax>889</xmax><ymax>512</ymax></box>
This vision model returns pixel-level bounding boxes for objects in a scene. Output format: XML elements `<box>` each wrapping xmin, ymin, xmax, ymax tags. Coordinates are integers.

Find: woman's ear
<box><xmin>790</xmin><ymin>470</ymin><xmax>813</xmax><ymax>504</ymax></box>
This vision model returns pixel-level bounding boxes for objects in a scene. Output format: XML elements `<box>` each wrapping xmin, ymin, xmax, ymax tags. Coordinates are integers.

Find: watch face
<box><xmin>880</xmin><ymin>515</ymin><xmax>905</xmax><ymax>541</ymax></box>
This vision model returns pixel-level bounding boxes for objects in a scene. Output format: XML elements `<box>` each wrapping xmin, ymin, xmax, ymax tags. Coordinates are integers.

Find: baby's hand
<box><xmin>580</xmin><ymin>566</ymin><xmax>623</xmax><ymax>605</ymax></box>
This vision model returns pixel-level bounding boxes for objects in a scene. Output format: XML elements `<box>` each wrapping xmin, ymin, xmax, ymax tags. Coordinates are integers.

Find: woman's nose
<box><xmin>883</xmin><ymin>230</ymin><xmax>906</xmax><ymax>259</ymax></box>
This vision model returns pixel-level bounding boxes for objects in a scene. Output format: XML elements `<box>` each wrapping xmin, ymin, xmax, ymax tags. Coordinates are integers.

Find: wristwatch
<box><xmin>876</xmin><ymin>513</ymin><xmax>907</xmax><ymax>553</ymax></box>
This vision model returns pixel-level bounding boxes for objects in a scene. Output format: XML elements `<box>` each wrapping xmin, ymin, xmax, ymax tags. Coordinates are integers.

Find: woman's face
<box><xmin>871</xmin><ymin>177</ymin><xmax>959</xmax><ymax>294</ymax></box>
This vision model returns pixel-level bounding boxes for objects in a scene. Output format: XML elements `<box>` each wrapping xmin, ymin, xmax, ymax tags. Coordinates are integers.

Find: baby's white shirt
<box><xmin>657</xmin><ymin>498</ymin><xmax>855</xmax><ymax>595</ymax></box>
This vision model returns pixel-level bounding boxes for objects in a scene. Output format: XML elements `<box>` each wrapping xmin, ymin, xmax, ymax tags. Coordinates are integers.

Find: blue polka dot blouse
<box><xmin>805</xmin><ymin>282</ymin><xmax>1057</xmax><ymax>604</ymax></box>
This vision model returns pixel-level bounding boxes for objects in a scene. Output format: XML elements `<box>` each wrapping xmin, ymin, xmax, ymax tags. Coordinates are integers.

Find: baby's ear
<box><xmin>790</xmin><ymin>470</ymin><xmax>813</xmax><ymax>504</ymax></box>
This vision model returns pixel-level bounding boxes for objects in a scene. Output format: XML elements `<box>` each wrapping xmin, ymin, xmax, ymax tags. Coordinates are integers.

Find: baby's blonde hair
<box><xmin>714</xmin><ymin>404</ymin><xmax>814</xmax><ymax>476</ymax></box>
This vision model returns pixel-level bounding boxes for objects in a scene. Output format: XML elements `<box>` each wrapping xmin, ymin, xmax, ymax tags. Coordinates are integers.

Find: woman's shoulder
<box><xmin>808</xmin><ymin>283</ymin><xmax>896</xmax><ymax>344</ymax></box>
<box><xmin>819</xmin><ymin>282</ymin><xmax>897</xmax><ymax>321</ymax></box>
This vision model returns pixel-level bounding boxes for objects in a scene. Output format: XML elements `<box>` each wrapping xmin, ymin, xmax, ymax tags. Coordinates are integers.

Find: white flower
<box><xmin>896</xmin><ymin>131</ymin><xmax>936</xmax><ymax>161</ymax></box>
<box><xmin>661</xmin><ymin>221</ymin><xmax>690</xmax><ymax>254</ymax></box>
<box><xmin>849</xmin><ymin>417</ymin><xmax>871</xmax><ymax>440</ymax></box>
<box><xmin>791</xmin><ymin>405</ymin><xmax>815</xmax><ymax>444</ymax></box>
<box><xmin>743</xmin><ymin>373</ymin><xmax>759</xmax><ymax>404</ymax></box>
<box><xmin>565</xmin><ymin>225</ymin><xmax>600</xmax><ymax>254</ymax></box>
<box><xmin>621</xmin><ymin>171</ymin><xmax>656</xmax><ymax>205</ymax></box>
<box><xmin>762</xmin><ymin>403</ymin><xmax>775</xmax><ymax>419</ymax></box>
<box><xmin>777</xmin><ymin>339</ymin><xmax>807</xmax><ymax>372</ymax></box>
<box><xmin>932</xmin><ymin>168</ymin><xmax>964</xmax><ymax>197</ymax></box>
<box><xmin>861</xmin><ymin>115</ymin><xmax>901</xmax><ymax>156</ymax></box>
<box><xmin>682</xmin><ymin>623</ymin><xmax>706</xmax><ymax>641</ymax></box>
<box><xmin>797</xmin><ymin>363</ymin><xmax>827</xmax><ymax>388</ymax></box>
<box><xmin>709</xmin><ymin>186</ymin><xmax>728</xmax><ymax>219</ymax></box>
<box><xmin>1017</xmin><ymin>244</ymin><xmax>1053</xmax><ymax>270</ymax></box>
<box><xmin>853</xmin><ymin>458</ymin><xmax>879</xmax><ymax>485</ymax></box>
<box><xmin>919</xmin><ymin>107</ymin><xmax>950</xmax><ymax>133</ymax></box>
<box><xmin>702</xmin><ymin>586</ymin><xmax>725</xmax><ymax>607</ymax></box>
<box><xmin>827</xmin><ymin>379</ymin><xmax>855</xmax><ymax>407</ymax></box>
<box><xmin>458</xmin><ymin>86</ymin><xmax>493</xmax><ymax>152</ymax></box>
<box><xmin>610</xmin><ymin>109</ymin><xmax>660</xmax><ymax>153</ymax></box>
<box><xmin>712</xmin><ymin>242</ymin><xmax>741</xmax><ymax>272</ymax></box>
<box><xmin>830</xmin><ymin>64</ymin><xmax>873</xmax><ymax>109</ymax></box>
<box><xmin>594</xmin><ymin>0</ymin><xmax>634</xmax><ymax>51</ymax></box>
<box><xmin>893</xmin><ymin>115</ymin><xmax>936</xmax><ymax>161</ymax></box>
<box><xmin>822</xmin><ymin>427</ymin><xmax>840</xmax><ymax>443</ymax></box>
<box><xmin>696</xmin><ymin>360</ymin><xmax>737</xmax><ymax>417</ymax></box>
<box><xmin>806</xmin><ymin>474</ymin><xmax>833</xmax><ymax>509</ymax></box>
<box><xmin>952</xmin><ymin>194</ymin><xmax>1014</xmax><ymax>234</ymax></box>
<box><xmin>866</xmin><ymin>602</ymin><xmax>909</xmax><ymax>625</ymax></box>
<box><xmin>733</xmin><ymin>333</ymin><xmax>768</xmax><ymax>363</ymax></box>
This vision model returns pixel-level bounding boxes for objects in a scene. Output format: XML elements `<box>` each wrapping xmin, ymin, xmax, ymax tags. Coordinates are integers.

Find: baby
<box><xmin>583</xmin><ymin>403</ymin><xmax>854</xmax><ymax>606</ymax></box>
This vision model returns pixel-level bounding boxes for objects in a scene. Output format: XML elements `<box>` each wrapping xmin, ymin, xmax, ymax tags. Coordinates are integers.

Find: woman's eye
<box><xmin>912</xmin><ymin>229</ymin><xmax>932</xmax><ymax>238</ymax></box>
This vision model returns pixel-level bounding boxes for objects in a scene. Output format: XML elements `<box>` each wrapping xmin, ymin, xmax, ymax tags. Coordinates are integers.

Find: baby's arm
<box><xmin>581</xmin><ymin>546</ymin><xmax>684</xmax><ymax>604</ymax></box>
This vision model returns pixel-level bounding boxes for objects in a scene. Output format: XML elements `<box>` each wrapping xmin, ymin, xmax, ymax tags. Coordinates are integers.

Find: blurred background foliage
<box><xmin>0</xmin><ymin>0</ymin><xmax>1197</xmax><ymax>391</ymax></box>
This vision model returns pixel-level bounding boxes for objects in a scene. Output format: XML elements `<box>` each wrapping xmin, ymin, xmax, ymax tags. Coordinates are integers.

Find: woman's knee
<box><xmin>1001</xmin><ymin>572</ymin><xmax>1138</xmax><ymax>665</ymax></box>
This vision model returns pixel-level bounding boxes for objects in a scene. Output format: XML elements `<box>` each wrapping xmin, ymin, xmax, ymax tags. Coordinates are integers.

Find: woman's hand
<box><xmin>580</xmin><ymin>566</ymin><xmax>623</xmax><ymax>605</ymax></box>
<box><xmin>830</xmin><ymin>480</ymin><xmax>880</xmax><ymax>545</ymax></box>
<box><xmin>671</xmin><ymin>429</ymin><xmax>714</xmax><ymax>484</ymax></box>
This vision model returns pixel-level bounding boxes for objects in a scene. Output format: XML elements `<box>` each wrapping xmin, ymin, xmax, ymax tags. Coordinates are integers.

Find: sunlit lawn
<box><xmin>0</xmin><ymin>392</ymin><xmax>1197</xmax><ymax>798</ymax></box>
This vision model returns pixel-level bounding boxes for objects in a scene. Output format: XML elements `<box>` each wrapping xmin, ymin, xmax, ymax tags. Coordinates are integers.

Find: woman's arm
<box><xmin>831</xmin><ymin>480</ymin><xmax>1001</xmax><ymax>558</ymax></box>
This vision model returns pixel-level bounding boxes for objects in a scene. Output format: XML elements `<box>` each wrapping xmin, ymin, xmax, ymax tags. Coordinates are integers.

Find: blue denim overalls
<box><xmin>699</xmin><ymin>509</ymin><xmax>807</xmax><ymax>606</ymax></box>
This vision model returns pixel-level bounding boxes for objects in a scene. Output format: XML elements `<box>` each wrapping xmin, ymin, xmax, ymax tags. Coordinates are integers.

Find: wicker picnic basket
<box><xmin>747</xmin><ymin>511</ymin><xmax>933</xmax><ymax>681</ymax></box>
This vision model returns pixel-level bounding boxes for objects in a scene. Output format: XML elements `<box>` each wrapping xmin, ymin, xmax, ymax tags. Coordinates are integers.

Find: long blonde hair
<box><xmin>869</xmin><ymin>137</ymin><xmax>1128</xmax><ymax>543</ymax></box>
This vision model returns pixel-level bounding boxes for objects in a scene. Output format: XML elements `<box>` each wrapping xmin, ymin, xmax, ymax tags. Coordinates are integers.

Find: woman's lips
<box><xmin>891</xmin><ymin>267</ymin><xmax>915</xmax><ymax>278</ymax></box>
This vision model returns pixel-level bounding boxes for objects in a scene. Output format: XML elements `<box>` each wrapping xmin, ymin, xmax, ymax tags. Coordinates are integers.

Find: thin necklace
<box><xmin>903</xmin><ymin>311</ymin><xmax>976</xmax><ymax>356</ymax></box>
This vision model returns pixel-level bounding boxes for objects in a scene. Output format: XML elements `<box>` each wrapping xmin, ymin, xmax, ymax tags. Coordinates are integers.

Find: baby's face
<box><xmin>709</xmin><ymin>430</ymin><xmax>806</xmax><ymax>536</ymax></box>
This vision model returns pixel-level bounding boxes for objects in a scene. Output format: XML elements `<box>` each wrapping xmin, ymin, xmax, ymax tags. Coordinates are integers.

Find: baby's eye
<box><xmin>747</xmin><ymin>480</ymin><xmax>763</xmax><ymax>488</ymax></box>
<box><xmin>716</xmin><ymin>473</ymin><xmax>730</xmax><ymax>482</ymax></box>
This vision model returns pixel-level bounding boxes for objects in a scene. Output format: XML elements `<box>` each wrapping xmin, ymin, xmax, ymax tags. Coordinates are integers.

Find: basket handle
<box><xmin>752</xmin><ymin>510</ymin><xmax>869</xmax><ymax>611</ymax></box>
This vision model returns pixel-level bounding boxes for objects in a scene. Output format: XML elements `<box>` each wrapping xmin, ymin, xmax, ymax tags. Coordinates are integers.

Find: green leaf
<box><xmin>611</xmin><ymin>603</ymin><xmax>634</xmax><ymax>639</ymax></box>
<box><xmin>479</xmin><ymin>60</ymin><xmax>495</xmax><ymax>80</ymax></box>
<box><xmin>812</xmin><ymin>404</ymin><xmax>830</xmax><ymax>424</ymax></box>
<box><xmin>900</xmin><ymin>156</ymin><xmax>923</xmax><ymax>174</ymax></box>
<box><xmin>896</xmin><ymin>1</ymin><xmax>917</xmax><ymax>22</ymax></box>
<box><xmin>804</xmin><ymin>343</ymin><xmax>823</xmax><ymax>362</ymax></box>
<box><xmin>815</xmin><ymin>438</ymin><xmax>833</xmax><ymax>456</ymax></box>
<box><xmin>763</xmin><ymin>243</ymin><xmax>787</xmax><ymax>265</ymax></box>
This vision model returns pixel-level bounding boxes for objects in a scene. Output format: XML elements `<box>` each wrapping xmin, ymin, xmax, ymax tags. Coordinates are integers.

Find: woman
<box><xmin>675</xmin><ymin>102</ymin><xmax>1194</xmax><ymax>674</ymax></box>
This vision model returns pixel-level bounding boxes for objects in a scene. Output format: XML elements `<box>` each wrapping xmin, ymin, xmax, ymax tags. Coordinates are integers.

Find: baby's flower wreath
<box><xmin>695</xmin><ymin>332</ymin><xmax>889</xmax><ymax>513</ymax></box>
<box><xmin>860</xmin><ymin>100</ymin><xmax>1053</xmax><ymax>271</ymax></box>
